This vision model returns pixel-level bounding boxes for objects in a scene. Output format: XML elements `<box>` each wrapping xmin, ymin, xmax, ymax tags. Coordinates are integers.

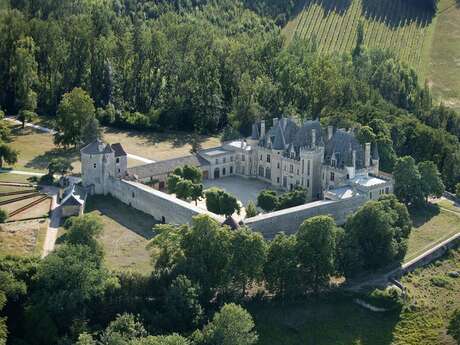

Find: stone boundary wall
<box><xmin>245</xmin><ymin>195</ymin><xmax>367</xmax><ymax>239</ymax></box>
<box><xmin>107</xmin><ymin>178</ymin><xmax>223</xmax><ymax>225</ymax></box>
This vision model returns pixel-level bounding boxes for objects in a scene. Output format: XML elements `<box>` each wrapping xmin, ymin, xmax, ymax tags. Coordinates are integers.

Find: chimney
<box><xmin>260</xmin><ymin>120</ymin><xmax>266</xmax><ymax>138</ymax></box>
<box><xmin>273</xmin><ymin>117</ymin><xmax>278</xmax><ymax>127</ymax></box>
<box><xmin>364</xmin><ymin>143</ymin><xmax>371</xmax><ymax>168</ymax></box>
<box><xmin>311</xmin><ymin>129</ymin><xmax>316</xmax><ymax>149</ymax></box>
<box><xmin>352</xmin><ymin>149</ymin><xmax>356</xmax><ymax>168</ymax></box>
<box><xmin>327</xmin><ymin>126</ymin><xmax>333</xmax><ymax>140</ymax></box>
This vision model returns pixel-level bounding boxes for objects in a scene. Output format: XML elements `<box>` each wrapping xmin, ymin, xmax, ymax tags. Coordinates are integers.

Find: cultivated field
<box><xmin>84</xmin><ymin>195</ymin><xmax>158</xmax><ymax>274</ymax></box>
<box><xmin>253</xmin><ymin>248</ymin><xmax>460</xmax><ymax>345</ymax></box>
<box><xmin>284</xmin><ymin>0</ymin><xmax>434</xmax><ymax>69</ymax></box>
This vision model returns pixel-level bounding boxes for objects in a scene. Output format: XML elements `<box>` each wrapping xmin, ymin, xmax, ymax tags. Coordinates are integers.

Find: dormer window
<box><xmin>116</xmin><ymin>157</ymin><xmax>120</xmax><ymax>163</ymax></box>
<box><xmin>290</xmin><ymin>152</ymin><xmax>295</xmax><ymax>159</ymax></box>
<box><xmin>331</xmin><ymin>159</ymin><xmax>336</xmax><ymax>168</ymax></box>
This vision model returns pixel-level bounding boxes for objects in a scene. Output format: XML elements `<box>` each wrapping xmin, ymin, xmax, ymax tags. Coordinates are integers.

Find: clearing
<box><xmin>84</xmin><ymin>195</ymin><xmax>158</xmax><ymax>274</ymax></box>
<box><xmin>252</xmin><ymin>248</ymin><xmax>460</xmax><ymax>345</ymax></box>
<box><xmin>0</xmin><ymin>219</ymin><xmax>47</xmax><ymax>256</ymax></box>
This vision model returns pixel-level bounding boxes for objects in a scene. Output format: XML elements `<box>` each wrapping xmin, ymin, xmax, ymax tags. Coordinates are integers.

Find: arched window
<box><xmin>259</xmin><ymin>166</ymin><xmax>264</xmax><ymax>177</ymax></box>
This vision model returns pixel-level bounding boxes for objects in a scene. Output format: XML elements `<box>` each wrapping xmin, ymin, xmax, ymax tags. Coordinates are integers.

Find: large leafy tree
<box><xmin>54</xmin><ymin>87</ymin><xmax>96</xmax><ymax>148</ymax></box>
<box><xmin>263</xmin><ymin>233</ymin><xmax>299</xmax><ymax>298</ymax></box>
<box><xmin>257</xmin><ymin>190</ymin><xmax>278</xmax><ymax>212</ymax></box>
<box><xmin>205</xmin><ymin>188</ymin><xmax>240</xmax><ymax>216</ymax></box>
<box><xmin>0</xmin><ymin>143</ymin><xmax>18</xmax><ymax>168</ymax></box>
<box><xmin>197</xmin><ymin>304</ymin><xmax>258</xmax><ymax>345</ymax></box>
<box><xmin>393</xmin><ymin>156</ymin><xmax>424</xmax><ymax>207</ymax></box>
<box><xmin>418</xmin><ymin>160</ymin><xmax>445</xmax><ymax>202</ymax></box>
<box><xmin>296</xmin><ymin>216</ymin><xmax>337</xmax><ymax>294</ymax></box>
<box><xmin>64</xmin><ymin>214</ymin><xmax>104</xmax><ymax>253</ymax></box>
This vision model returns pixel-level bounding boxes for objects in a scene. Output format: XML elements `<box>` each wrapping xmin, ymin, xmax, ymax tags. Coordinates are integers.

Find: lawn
<box><xmin>423</xmin><ymin>0</ymin><xmax>460</xmax><ymax>111</ymax></box>
<box><xmin>102</xmin><ymin>127</ymin><xmax>221</xmax><ymax>162</ymax></box>
<box><xmin>251</xmin><ymin>248</ymin><xmax>460</xmax><ymax>345</ymax></box>
<box><xmin>0</xmin><ymin>173</ymin><xmax>35</xmax><ymax>184</ymax></box>
<box><xmin>84</xmin><ymin>195</ymin><xmax>158</xmax><ymax>274</ymax></box>
<box><xmin>406</xmin><ymin>206</ymin><xmax>460</xmax><ymax>262</ymax></box>
<box><xmin>0</xmin><ymin>219</ymin><xmax>47</xmax><ymax>257</ymax></box>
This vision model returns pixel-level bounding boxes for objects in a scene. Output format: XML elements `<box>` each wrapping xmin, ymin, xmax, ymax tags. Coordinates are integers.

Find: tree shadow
<box><xmin>410</xmin><ymin>203</ymin><xmax>440</xmax><ymax>228</ymax></box>
<box><xmin>24</xmin><ymin>148</ymin><xmax>79</xmax><ymax>171</ymax></box>
<box><xmin>361</xmin><ymin>0</ymin><xmax>434</xmax><ymax>28</ymax></box>
<box><xmin>103</xmin><ymin>127</ymin><xmax>208</xmax><ymax>149</ymax></box>
<box><xmin>302</xmin><ymin>0</ymin><xmax>352</xmax><ymax>16</ymax></box>
<box><xmin>85</xmin><ymin>195</ymin><xmax>158</xmax><ymax>240</ymax></box>
<box><xmin>250</xmin><ymin>294</ymin><xmax>400</xmax><ymax>345</ymax></box>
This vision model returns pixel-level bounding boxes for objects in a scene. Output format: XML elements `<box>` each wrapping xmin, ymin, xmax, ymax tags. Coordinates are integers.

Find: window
<box><xmin>290</xmin><ymin>152</ymin><xmax>295</xmax><ymax>159</ymax></box>
<box><xmin>132</xmin><ymin>192</ymin><xmax>135</xmax><ymax>198</ymax></box>
<box><xmin>118</xmin><ymin>168</ymin><xmax>121</xmax><ymax>173</ymax></box>
<box><xmin>259</xmin><ymin>166</ymin><xmax>264</xmax><ymax>177</ymax></box>
<box><xmin>116</xmin><ymin>157</ymin><xmax>120</xmax><ymax>163</ymax></box>
<box><xmin>297</xmin><ymin>169</ymin><xmax>299</xmax><ymax>176</ymax></box>
<box><xmin>385</xmin><ymin>187</ymin><xmax>390</xmax><ymax>194</ymax></box>
<box><xmin>331</xmin><ymin>159</ymin><xmax>336</xmax><ymax>168</ymax></box>
<box><xmin>265</xmin><ymin>167</ymin><xmax>271</xmax><ymax>179</ymax></box>
<box><xmin>267</xmin><ymin>154</ymin><xmax>271</xmax><ymax>163</ymax></box>
<box><xmin>330</xmin><ymin>172</ymin><xmax>335</xmax><ymax>181</ymax></box>
<box><xmin>242</xmin><ymin>155</ymin><xmax>246</xmax><ymax>162</ymax></box>
<box><xmin>230</xmin><ymin>166</ymin><xmax>233</xmax><ymax>174</ymax></box>
<box><xmin>260</xmin><ymin>155</ymin><xmax>263</xmax><ymax>161</ymax></box>
<box><xmin>307</xmin><ymin>179</ymin><xmax>310</xmax><ymax>188</ymax></box>
<box><xmin>223</xmin><ymin>157</ymin><xmax>226</xmax><ymax>163</ymax></box>
<box><xmin>215</xmin><ymin>159</ymin><xmax>219</xmax><ymax>164</ymax></box>
<box><xmin>283</xmin><ymin>176</ymin><xmax>287</xmax><ymax>188</ymax></box>
<box><xmin>223</xmin><ymin>168</ymin><xmax>226</xmax><ymax>176</ymax></box>
<box><xmin>231</xmin><ymin>156</ymin><xmax>233</xmax><ymax>162</ymax></box>
<box><xmin>307</xmin><ymin>160</ymin><xmax>311</xmax><ymax>176</ymax></box>
<box><xmin>277</xmin><ymin>177</ymin><xmax>280</xmax><ymax>183</ymax></box>
<box><xmin>370</xmin><ymin>192</ymin><xmax>373</xmax><ymax>199</ymax></box>
<box><xmin>290</xmin><ymin>165</ymin><xmax>294</xmax><ymax>173</ymax></box>
<box><xmin>277</xmin><ymin>162</ymin><xmax>280</xmax><ymax>169</ymax></box>
<box><xmin>93</xmin><ymin>163</ymin><xmax>97</xmax><ymax>168</ymax></box>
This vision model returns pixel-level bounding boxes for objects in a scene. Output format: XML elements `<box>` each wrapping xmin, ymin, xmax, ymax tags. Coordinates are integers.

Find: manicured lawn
<box><xmin>406</xmin><ymin>207</ymin><xmax>460</xmax><ymax>262</ymax></box>
<box><xmin>102</xmin><ymin>127</ymin><xmax>221</xmax><ymax>162</ymax></box>
<box><xmin>0</xmin><ymin>173</ymin><xmax>35</xmax><ymax>184</ymax></box>
<box><xmin>436</xmin><ymin>199</ymin><xmax>460</xmax><ymax>214</ymax></box>
<box><xmin>0</xmin><ymin>219</ymin><xmax>48</xmax><ymax>257</ymax></box>
<box><xmin>84</xmin><ymin>195</ymin><xmax>158</xmax><ymax>274</ymax></box>
<box><xmin>252</xmin><ymin>248</ymin><xmax>460</xmax><ymax>345</ymax></box>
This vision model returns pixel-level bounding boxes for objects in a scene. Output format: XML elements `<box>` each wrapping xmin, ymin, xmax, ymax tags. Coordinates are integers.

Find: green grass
<box><xmin>252</xmin><ymin>248</ymin><xmax>460</xmax><ymax>345</ymax></box>
<box><xmin>84</xmin><ymin>195</ymin><xmax>158</xmax><ymax>274</ymax></box>
<box><xmin>0</xmin><ymin>219</ymin><xmax>47</xmax><ymax>257</ymax></box>
<box><xmin>405</xmin><ymin>207</ymin><xmax>460</xmax><ymax>262</ymax></box>
<box><xmin>0</xmin><ymin>173</ymin><xmax>36</xmax><ymax>184</ymax></box>
<box><xmin>284</xmin><ymin>0</ymin><xmax>434</xmax><ymax>70</ymax></box>
<box><xmin>424</xmin><ymin>0</ymin><xmax>460</xmax><ymax>111</ymax></box>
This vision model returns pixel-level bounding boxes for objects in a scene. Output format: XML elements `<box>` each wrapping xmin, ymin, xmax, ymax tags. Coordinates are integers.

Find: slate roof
<box><xmin>61</xmin><ymin>184</ymin><xmax>86</xmax><ymax>207</ymax></box>
<box><xmin>128</xmin><ymin>154</ymin><xmax>210</xmax><ymax>179</ymax></box>
<box><xmin>325</xmin><ymin>129</ymin><xmax>365</xmax><ymax>169</ymax></box>
<box><xmin>81</xmin><ymin>139</ymin><xmax>113</xmax><ymax>155</ymax></box>
<box><xmin>259</xmin><ymin>118</ymin><xmax>323</xmax><ymax>153</ymax></box>
<box><xmin>111</xmin><ymin>143</ymin><xmax>127</xmax><ymax>157</ymax></box>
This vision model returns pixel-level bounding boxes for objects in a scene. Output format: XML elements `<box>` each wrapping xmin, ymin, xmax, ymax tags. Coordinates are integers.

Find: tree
<box><xmin>10</xmin><ymin>37</ymin><xmax>38</xmax><ymax>127</ymax></box>
<box><xmin>198</xmin><ymin>304</ymin><xmax>258</xmax><ymax>345</ymax></box>
<box><xmin>48</xmin><ymin>157</ymin><xmax>73</xmax><ymax>176</ymax></box>
<box><xmin>0</xmin><ymin>209</ymin><xmax>7</xmax><ymax>223</ymax></box>
<box><xmin>173</xmin><ymin>165</ymin><xmax>202</xmax><ymax>184</ymax></box>
<box><xmin>393</xmin><ymin>156</ymin><xmax>424</xmax><ymax>207</ymax></box>
<box><xmin>100</xmin><ymin>313</ymin><xmax>147</xmax><ymax>345</ymax></box>
<box><xmin>264</xmin><ymin>233</ymin><xmax>299</xmax><ymax>298</ymax></box>
<box><xmin>341</xmin><ymin>198</ymin><xmax>411</xmax><ymax>276</ymax></box>
<box><xmin>190</xmin><ymin>132</ymin><xmax>202</xmax><ymax>154</ymax></box>
<box><xmin>164</xmin><ymin>275</ymin><xmax>203</xmax><ymax>332</ymax></box>
<box><xmin>64</xmin><ymin>214</ymin><xmax>104</xmax><ymax>253</ymax></box>
<box><xmin>296</xmin><ymin>216</ymin><xmax>337</xmax><ymax>294</ymax></box>
<box><xmin>0</xmin><ymin>143</ymin><xmax>18</xmax><ymax>168</ymax></box>
<box><xmin>230</xmin><ymin>228</ymin><xmax>267</xmax><ymax>296</ymax></box>
<box><xmin>190</xmin><ymin>183</ymin><xmax>203</xmax><ymax>206</ymax></box>
<box><xmin>352</xmin><ymin>20</ymin><xmax>365</xmax><ymax>59</ymax></box>
<box><xmin>448</xmin><ymin>309</ymin><xmax>460</xmax><ymax>345</ymax></box>
<box><xmin>418</xmin><ymin>160</ymin><xmax>445</xmax><ymax>202</ymax></box>
<box><xmin>80</xmin><ymin>116</ymin><xmax>101</xmax><ymax>146</ymax></box>
<box><xmin>277</xmin><ymin>188</ymin><xmax>307</xmax><ymax>210</ymax></box>
<box><xmin>205</xmin><ymin>188</ymin><xmax>240</xmax><ymax>216</ymax></box>
<box><xmin>257</xmin><ymin>190</ymin><xmax>278</xmax><ymax>212</ymax></box>
<box><xmin>175</xmin><ymin>179</ymin><xmax>194</xmax><ymax>200</ymax></box>
<box><xmin>167</xmin><ymin>174</ymin><xmax>182</xmax><ymax>194</ymax></box>
<box><xmin>356</xmin><ymin>126</ymin><xmax>376</xmax><ymax>145</ymax></box>
<box><xmin>30</xmin><ymin>245</ymin><xmax>117</xmax><ymax>330</ymax></box>
<box><xmin>245</xmin><ymin>201</ymin><xmax>258</xmax><ymax>218</ymax></box>
<box><xmin>54</xmin><ymin>88</ymin><xmax>96</xmax><ymax>148</ymax></box>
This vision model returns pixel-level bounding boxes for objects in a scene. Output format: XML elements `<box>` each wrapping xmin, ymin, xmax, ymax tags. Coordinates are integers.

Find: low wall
<box><xmin>107</xmin><ymin>178</ymin><xmax>223</xmax><ymax>225</ymax></box>
<box><xmin>245</xmin><ymin>195</ymin><xmax>366</xmax><ymax>239</ymax></box>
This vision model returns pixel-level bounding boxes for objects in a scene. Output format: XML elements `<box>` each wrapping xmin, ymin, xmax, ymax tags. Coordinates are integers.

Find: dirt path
<box><xmin>40</xmin><ymin>186</ymin><xmax>61</xmax><ymax>257</ymax></box>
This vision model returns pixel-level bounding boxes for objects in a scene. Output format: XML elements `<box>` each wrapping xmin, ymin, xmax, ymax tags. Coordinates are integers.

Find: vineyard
<box><xmin>284</xmin><ymin>0</ymin><xmax>434</xmax><ymax>69</ymax></box>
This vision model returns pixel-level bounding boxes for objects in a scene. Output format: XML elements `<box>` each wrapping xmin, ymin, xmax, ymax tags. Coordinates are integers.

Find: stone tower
<box><xmin>80</xmin><ymin>139</ymin><xmax>127</xmax><ymax>195</ymax></box>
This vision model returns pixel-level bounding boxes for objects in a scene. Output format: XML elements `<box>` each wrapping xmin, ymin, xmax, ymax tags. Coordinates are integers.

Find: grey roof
<box><xmin>81</xmin><ymin>139</ymin><xmax>113</xmax><ymax>155</ymax></box>
<box><xmin>325</xmin><ymin>129</ymin><xmax>365</xmax><ymax>169</ymax></box>
<box><xmin>111</xmin><ymin>143</ymin><xmax>127</xmax><ymax>157</ymax></box>
<box><xmin>128</xmin><ymin>154</ymin><xmax>209</xmax><ymax>179</ymax></box>
<box><xmin>260</xmin><ymin>118</ymin><xmax>323</xmax><ymax>153</ymax></box>
<box><xmin>61</xmin><ymin>184</ymin><xmax>86</xmax><ymax>207</ymax></box>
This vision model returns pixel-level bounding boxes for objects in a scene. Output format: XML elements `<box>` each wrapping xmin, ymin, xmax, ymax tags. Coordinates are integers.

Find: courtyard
<box><xmin>202</xmin><ymin>176</ymin><xmax>276</xmax><ymax>208</ymax></box>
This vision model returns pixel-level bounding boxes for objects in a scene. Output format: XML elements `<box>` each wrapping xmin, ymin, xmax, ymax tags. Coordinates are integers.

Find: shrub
<box><xmin>0</xmin><ymin>209</ymin><xmax>8</xmax><ymax>223</ymax></box>
<box><xmin>364</xmin><ymin>287</ymin><xmax>404</xmax><ymax>310</ymax></box>
<box><xmin>257</xmin><ymin>190</ymin><xmax>278</xmax><ymax>212</ymax></box>
<box><xmin>430</xmin><ymin>275</ymin><xmax>450</xmax><ymax>288</ymax></box>
<box><xmin>245</xmin><ymin>201</ymin><xmax>258</xmax><ymax>218</ymax></box>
